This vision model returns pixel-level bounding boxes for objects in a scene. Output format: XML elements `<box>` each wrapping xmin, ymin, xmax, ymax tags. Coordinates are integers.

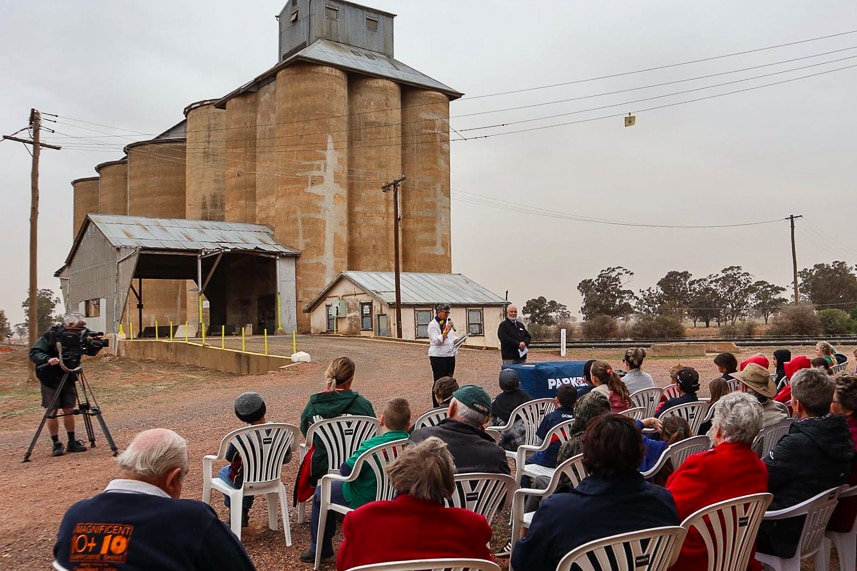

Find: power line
<box><xmin>461</xmin><ymin>28</ymin><xmax>857</xmax><ymax>100</ymax></box>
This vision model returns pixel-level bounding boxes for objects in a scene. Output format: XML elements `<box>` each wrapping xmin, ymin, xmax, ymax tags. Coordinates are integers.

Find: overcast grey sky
<box><xmin>2</xmin><ymin>0</ymin><xmax>856</xmax><ymax>327</ymax></box>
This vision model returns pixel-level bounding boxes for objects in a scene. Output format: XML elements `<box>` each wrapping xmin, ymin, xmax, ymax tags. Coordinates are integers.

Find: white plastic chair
<box><xmin>201</xmin><ymin>422</ymin><xmax>299</xmax><ymax>543</ymax></box>
<box><xmin>514</xmin><ymin>418</ymin><xmax>576</xmax><ymax>485</ymax></box>
<box><xmin>630</xmin><ymin>387</ymin><xmax>664</xmax><ymax>418</ymax></box>
<box><xmin>751</xmin><ymin>417</ymin><xmax>794</xmax><ymax>459</ymax></box>
<box><xmin>755</xmin><ymin>485</ymin><xmax>846</xmax><ymax>571</ymax></box>
<box><xmin>315</xmin><ymin>438</ymin><xmax>411</xmax><ymax>570</ymax></box>
<box><xmin>486</xmin><ymin>398</ymin><xmax>556</xmax><ymax>458</ymax></box>
<box><xmin>640</xmin><ymin>435</ymin><xmax>710</xmax><ymax>480</ymax></box>
<box><xmin>447</xmin><ymin>472</ymin><xmax>516</xmax><ymax>526</ymax></box>
<box><xmin>662</xmin><ymin>384</ymin><xmax>682</xmax><ymax>401</ymax></box>
<box><xmin>679</xmin><ymin>492</ymin><xmax>773</xmax><ymax>571</ymax></box>
<box><xmin>297</xmin><ymin>415</ymin><xmax>380</xmax><ymax>523</ymax></box>
<box><xmin>658</xmin><ymin>401</ymin><xmax>709</xmax><ymax>435</ymax></box>
<box><xmin>510</xmin><ymin>453</ymin><xmax>588</xmax><ymax>566</ymax></box>
<box><xmin>619</xmin><ymin>406</ymin><xmax>645</xmax><ymax>420</ymax></box>
<box><xmin>343</xmin><ymin>559</ymin><xmax>501</xmax><ymax>571</ymax></box>
<box><xmin>411</xmin><ymin>406</ymin><xmax>448</xmax><ymax>431</ymax></box>
<box><xmin>555</xmin><ymin>526</ymin><xmax>687</xmax><ymax>571</ymax></box>
<box><xmin>832</xmin><ymin>362</ymin><xmax>848</xmax><ymax>374</ymax></box>
<box><xmin>726</xmin><ymin>378</ymin><xmax>740</xmax><ymax>392</ymax></box>
<box><xmin>813</xmin><ymin>484</ymin><xmax>857</xmax><ymax>571</ymax></box>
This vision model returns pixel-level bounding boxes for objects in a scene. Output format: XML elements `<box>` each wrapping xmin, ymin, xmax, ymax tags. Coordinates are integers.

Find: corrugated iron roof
<box><xmin>80</xmin><ymin>214</ymin><xmax>299</xmax><ymax>257</ymax></box>
<box><xmin>305</xmin><ymin>271</ymin><xmax>506</xmax><ymax>311</ymax></box>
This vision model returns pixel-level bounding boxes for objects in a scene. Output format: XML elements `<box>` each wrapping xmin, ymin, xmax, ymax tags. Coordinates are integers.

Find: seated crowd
<box><xmin>52</xmin><ymin>346</ymin><xmax>857</xmax><ymax>571</ymax></box>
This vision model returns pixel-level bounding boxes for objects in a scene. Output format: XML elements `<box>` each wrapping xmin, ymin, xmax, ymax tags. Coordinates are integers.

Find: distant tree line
<box><xmin>521</xmin><ymin>261</ymin><xmax>857</xmax><ymax>340</ymax></box>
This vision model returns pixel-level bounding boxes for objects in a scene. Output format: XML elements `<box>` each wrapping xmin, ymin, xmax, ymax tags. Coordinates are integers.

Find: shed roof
<box><xmin>305</xmin><ymin>271</ymin><xmax>507</xmax><ymax>312</ymax></box>
<box><xmin>65</xmin><ymin>214</ymin><xmax>299</xmax><ymax>266</ymax></box>
<box><xmin>216</xmin><ymin>38</ymin><xmax>462</xmax><ymax>109</ymax></box>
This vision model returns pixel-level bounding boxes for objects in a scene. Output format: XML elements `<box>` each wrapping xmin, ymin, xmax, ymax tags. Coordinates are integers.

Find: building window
<box><xmin>290</xmin><ymin>9</ymin><xmax>299</xmax><ymax>23</ymax></box>
<box><xmin>360</xmin><ymin>302</ymin><xmax>372</xmax><ymax>331</ymax></box>
<box><xmin>326</xmin><ymin>304</ymin><xmax>335</xmax><ymax>332</ymax></box>
<box><xmin>365</xmin><ymin>16</ymin><xmax>378</xmax><ymax>31</ymax></box>
<box><xmin>84</xmin><ymin>299</ymin><xmax>101</xmax><ymax>318</ymax></box>
<box><xmin>415</xmin><ymin>309</ymin><xmax>432</xmax><ymax>338</ymax></box>
<box><xmin>325</xmin><ymin>5</ymin><xmax>338</xmax><ymax>19</ymax></box>
<box><xmin>467</xmin><ymin>308</ymin><xmax>484</xmax><ymax>336</ymax></box>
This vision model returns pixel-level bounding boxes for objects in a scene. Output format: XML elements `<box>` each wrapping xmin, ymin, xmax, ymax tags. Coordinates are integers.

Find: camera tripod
<box><xmin>22</xmin><ymin>356</ymin><xmax>118</xmax><ymax>462</ymax></box>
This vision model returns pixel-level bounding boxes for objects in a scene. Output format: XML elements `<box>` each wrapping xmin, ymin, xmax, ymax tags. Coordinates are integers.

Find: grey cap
<box><xmin>234</xmin><ymin>392</ymin><xmax>266</xmax><ymax>423</ymax></box>
<box><xmin>499</xmin><ymin>368</ymin><xmax>521</xmax><ymax>391</ymax></box>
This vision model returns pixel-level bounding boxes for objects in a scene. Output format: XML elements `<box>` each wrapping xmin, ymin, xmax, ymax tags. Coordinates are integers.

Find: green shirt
<box><xmin>342</xmin><ymin>430</ymin><xmax>409</xmax><ymax>508</ymax></box>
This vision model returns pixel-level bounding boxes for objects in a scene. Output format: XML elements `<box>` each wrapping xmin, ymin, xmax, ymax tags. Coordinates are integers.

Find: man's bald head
<box><xmin>117</xmin><ymin>428</ymin><xmax>188</xmax><ymax>497</ymax></box>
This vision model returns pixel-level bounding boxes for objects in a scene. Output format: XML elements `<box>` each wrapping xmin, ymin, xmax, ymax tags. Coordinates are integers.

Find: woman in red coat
<box><xmin>666</xmin><ymin>392</ymin><xmax>768</xmax><ymax>571</ymax></box>
<box><xmin>336</xmin><ymin>437</ymin><xmax>493</xmax><ymax>570</ymax></box>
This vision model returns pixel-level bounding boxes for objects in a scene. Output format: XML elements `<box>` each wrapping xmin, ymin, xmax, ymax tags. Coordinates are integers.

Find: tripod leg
<box><xmin>78</xmin><ymin>372</ymin><xmax>119</xmax><ymax>457</ymax></box>
<box><xmin>23</xmin><ymin>373</ymin><xmax>71</xmax><ymax>463</ymax></box>
<box><xmin>74</xmin><ymin>377</ymin><xmax>96</xmax><ymax>447</ymax></box>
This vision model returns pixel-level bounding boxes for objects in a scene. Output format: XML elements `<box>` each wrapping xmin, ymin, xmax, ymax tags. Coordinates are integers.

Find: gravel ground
<box><xmin>0</xmin><ymin>337</ymin><xmax>846</xmax><ymax>570</ymax></box>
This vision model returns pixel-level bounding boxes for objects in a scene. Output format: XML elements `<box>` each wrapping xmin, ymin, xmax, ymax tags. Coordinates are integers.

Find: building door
<box><xmin>376</xmin><ymin>314</ymin><xmax>388</xmax><ymax>337</ymax></box>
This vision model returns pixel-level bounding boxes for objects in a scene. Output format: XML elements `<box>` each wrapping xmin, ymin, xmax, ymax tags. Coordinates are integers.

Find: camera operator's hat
<box><xmin>62</xmin><ymin>312</ymin><xmax>86</xmax><ymax>329</ymax></box>
<box><xmin>234</xmin><ymin>392</ymin><xmax>266</xmax><ymax>423</ymax></box>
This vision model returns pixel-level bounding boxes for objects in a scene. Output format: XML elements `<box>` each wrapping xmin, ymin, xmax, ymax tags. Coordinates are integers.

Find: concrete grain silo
<box><xmin>71</xmin><ymin>177</ymin><xmax>99</xmax><ymax>238</ymax></box>
<box><xmin>95</xmin><ymin>159</ymin><xmax>128</xmax><ymax>215</ymax></box>
<box><xmin>224</xmin><ymin>92</ymin><xmax>258</xmax><ymax>223</ymax></box>
<box><xmin>125</xmin><ymin>139</ymin><xmax>188</xmax><ymax>330</ymax></box>
<box><xmin>261</xmin><ymin>63</ymin><xmax>350</xmax><ymax>332</ymax></box>
<box><xmin>347</xmin><ymin>76</ymin><xmax>401</xmax><ymax>271</ymax></box>
<box><xmin>401</xmin><ymin>88</ymin><xmax>452</xmax><ymax>273</ymax></box>
<box><xmin>185</xmin><ymin>100</ymin><xmax>226</xmax><ymax>221</ymax></box>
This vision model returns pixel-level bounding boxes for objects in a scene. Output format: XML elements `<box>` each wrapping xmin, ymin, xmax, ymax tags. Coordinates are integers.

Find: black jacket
<box><xmin>498</xmin><ymin>319</ymin><xmax>531</xmax><ymax>360</ymax></box>
<box><xmin>411</xmin><ymin>418</ymin><xmax>510</xmax><ymax>475</ymax></box>
<box><xmin>758</xmin><ymin>414</ymin><xmax>855</xmax><ymax>558</ymax></box>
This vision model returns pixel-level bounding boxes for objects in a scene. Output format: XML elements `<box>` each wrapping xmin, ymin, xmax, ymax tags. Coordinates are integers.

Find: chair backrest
<box><xmin>660</xmin><ymin>401</ymin><xmax>709</xmax><ymax>435</ymax></box>
<box><xmin>447</xmin><ymin>473</ymin><xmax>517</xmax><ymax>525</ymax></box>
<box><xmin>220</xmin><ymin>422</ymin><xmax>299</xmax><ymax>485</ymax></box>
<box><xmin>412</xmin><ymin>407</ymin><xmax>448</xmax><ymax>431</ymax></box>
<box><xmin>555</xmin><ymin>526</ymin><xmax>687</xmax><ymax>571</ymax></box>
<box><xmin>662</xmin><ymin>384</ymin><xmax>682</xmax><ymax>401</ymax></box>
<box><xmin>552</xmin><ymin>453</ymin><xmax>589</xmax><ymax>492</ymax></box>
<box><xmin>306</xmin><ymin>415</ymin><xmax>380</xmax><ymax>474</ymax></box>
<box><xmin>349</xmin><ymin>438</ymin><xmax>411</xmax><ymax>502</ymax></box>
<box><xmin>769</xmin><ymin>485</ymin><xmax>845</xmax><ymax>560</ymax></box>
<box><xmin>641</xmin><ymin>436</ymin><xmax>710</xmax><ymax>480</ymax></box>
<box><xmin>630</xmin><ymin>387</ymin><xmax>664</xmax><ymax>418</ymax></box>
<box><xmin>619</xmin><ymin>406</ymin><xmax>645</xmax><ymax>420</ymax></box>
<box><xmin>752</xmin><ymin>417</ymin><xmax>794</xmax><ymax>459</ymax></box>
<box><xmin>487</xmin><ymin>398</ymin><xmax>556</xmax><ymax>446</ymax></box>
<box><xmin>343</xmin><ymin>558</ymin><xmax>501</xmax><ymax>571</ymax></box>
<box><xmin>832</xmin><ymin>362</ymin><xmax>848</xmax><ymax>375</ymax></box>
<box><xmin>680</xmin><ymin>493</ymin><xmax>773</xmax><ymax>571</ymax></box>
<box><xmin>726</xmin><ymin>378</ymin><xmax>739</xmax><ymax>392</ymax></box>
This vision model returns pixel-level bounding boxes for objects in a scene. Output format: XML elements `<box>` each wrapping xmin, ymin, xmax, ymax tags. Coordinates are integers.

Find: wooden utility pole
<box><xmin>382</xmin><ymin>175</ymin><xmax>406</xmax><ymax>338</ymax></box>
<box><xmin>788</xmin><ymin>214</ymin><xmax>803</xmax><ymax>304</ymax></box>
<box><xmin>3</xmin><ymin>109</ymin><xmax>61</xmax><ymax>380</ymax></box>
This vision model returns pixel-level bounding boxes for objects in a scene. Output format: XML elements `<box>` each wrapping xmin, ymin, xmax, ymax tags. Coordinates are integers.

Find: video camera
<box><xmin>58</xmin><ymin>327</ymin><xmax>109</xmax><ymax>369</ymax></box>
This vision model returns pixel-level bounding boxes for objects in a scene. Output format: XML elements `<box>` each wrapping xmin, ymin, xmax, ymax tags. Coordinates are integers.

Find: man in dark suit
<box><xmin>498</xmin><ymin>305</ymin><xmax>531</xmax><ymax>365</ymax></box>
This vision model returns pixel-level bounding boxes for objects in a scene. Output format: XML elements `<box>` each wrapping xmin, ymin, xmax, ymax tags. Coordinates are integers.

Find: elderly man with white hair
<box><xmin>666</xmin><ymin>392</ymin><xmax>769</xmax><ymax>570</ymax></box>
<box><xmin>53</xmin><ymin>428</ymin><xmax>255</xmax><ymax>571</ymax></box>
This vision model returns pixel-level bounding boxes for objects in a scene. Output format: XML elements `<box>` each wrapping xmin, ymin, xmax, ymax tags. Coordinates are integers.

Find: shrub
<box><xmin>721</xmin><ymin>321</ymin><xmax>756</xmax><ymax>338</ymax></box>
<box><xmin>630</xmin><ymin>316</ymin><xmax>685</xmax><ymax>339</ymax></box>
<box><xmin>527</xmin><ymin>323</ymin><xmax>554</xmax><ymax>341</ymax></box>
<box><xmin>818</xmin><ymin>309</ymin><xmax>851</xmax><ymax>335</ymax></box>
<box><xmin>768</xmin><ymin>304</ymin><xmax>822</xmax><ymax>336</ymax></box>
<box><xmin>581</xmin><ymin>315</ymin><xmax>618</xmax><ymax>339</ymax></box>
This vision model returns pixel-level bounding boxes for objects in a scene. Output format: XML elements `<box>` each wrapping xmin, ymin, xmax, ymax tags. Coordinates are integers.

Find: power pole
<box><xmin>3</xmin><ymin>109</ymin><xmax>61</xmax><ymax>380</ymax></box>
<box><xmin>382</xmin><ymin>175</ymin><xmax>405</xmax><ymax>338</ymax></box>
<box><xmin>788</xmin><ymin>214</ymin><xmax>803</xmax><ymax>304</ymax></box>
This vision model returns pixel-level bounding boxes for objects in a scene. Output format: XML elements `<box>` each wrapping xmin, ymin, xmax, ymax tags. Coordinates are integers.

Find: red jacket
<box><xmin>666</xmin><ymin>441</ymin><xmax>768</xmax><ymax>571</ymax></box>
<box><xmin>336</xmin><ymin>494</ymin><xmax>494</xmax><ymax>570</ymax></box>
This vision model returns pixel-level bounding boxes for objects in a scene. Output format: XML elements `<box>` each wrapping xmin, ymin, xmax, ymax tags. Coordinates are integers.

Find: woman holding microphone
<box><xmin>428</xmin><ymin>303</ymin><xmax>457</xmax><ymax>406</ymax></box>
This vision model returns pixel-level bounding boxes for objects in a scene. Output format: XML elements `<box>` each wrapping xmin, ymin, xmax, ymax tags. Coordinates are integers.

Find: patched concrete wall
<box><xmin>649</xmin><ymin>343</ymin><xmax>706</xmax><ymax>358</ymax></box>
<box><xmin>119</xmin><ymin>340</ymin><xmax>293</xmax><ymax>375</ymax></box>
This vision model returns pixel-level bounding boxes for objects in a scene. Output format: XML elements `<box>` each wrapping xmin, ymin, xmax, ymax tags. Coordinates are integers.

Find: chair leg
<box><xmin>202</xmin><ymin>480</ymin><xmax>211</xmax><ymax>505</ymax></box>
<box><xmin>813</xmin><ymin>537</ymin><xmax>830</xmax><ymax>571</ymax></box>
<box><xmin>266</xmin><ymin>493</ymin><xmax>278</xmax><ymax>531</ymax></box>
<box><xmin>278</xmin><ymin>486</ymin><xmax>291</xmax><ymax>547</ymax></box>
<box><xmin>831</xmin><ymin>531</ymin><xmax>856</xmax><ymax>571</ymax></box>
<box><xmin>229</xmin><ymin>491</ymin><xmax>243</xmax><ymax>541</ymax></box>
<box><xmin>297</xmin><ymin>500</ymin><xmax>306</xmax><ymax>524</ymax></box>
<box><xmin>315</xmin><ymin>504</ymin><xmax>328</xmax><ymax>571</ymax></box>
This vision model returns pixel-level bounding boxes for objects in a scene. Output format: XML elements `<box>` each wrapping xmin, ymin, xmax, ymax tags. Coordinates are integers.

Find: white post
<box><xmin>560</xmin><ymin>328</ymin><xmax>567</xmax><ymax>357</ymax></box>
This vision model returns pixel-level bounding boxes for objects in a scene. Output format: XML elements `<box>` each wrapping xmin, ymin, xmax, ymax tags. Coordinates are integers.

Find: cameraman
<box><xmin>29</xmin><ymin>313</ymin><xmax>88</xmax><ymax>457</ymax></box>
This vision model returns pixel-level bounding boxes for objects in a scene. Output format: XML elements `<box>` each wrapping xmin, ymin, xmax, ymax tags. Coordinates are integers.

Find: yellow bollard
<box><xmin>264</xmin><ymin>329</ymin><xmax>268</xmax><ymax>355</ymax></box>
<box><xmin>221</xmin><ymin>325</ymin><xmax>225</xmax><ymax>349</ymax></box>
<box><xmin>169</xmin><ymin>321</ymin><xmax>173</xmax><ymax>342</ymax></box>
<box><xmin>184</xmin><ymin>321</ymin><xmax>189</xmax><ymax>343</ymax></box>
<box><xmin>155</xmin><ymin>321</ymin><xmax>159</xmax><ymax>341</ymax></box>
<box><xmin>118</xmin><ymin>323</ymin><xmax>125</xmax><ymax>336</ymax></box>
<box><xmin>241</xmin><ymin>327</ymin><xmax>246</xmax><ymax>353</ymax></box>
<box><xmin>292</xmin><ymin>330</ymin><xmax>297</xmax><ymax>355</ymax></box>
<box><xmin>130</xmin><ymin>322</ymin><xmax>134</xmax><ymax>340</ymax></box>
<box><xmin>201</xmin><ymin>322</ymin><xmax>205</xmax><ymax>346</ymax></box>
